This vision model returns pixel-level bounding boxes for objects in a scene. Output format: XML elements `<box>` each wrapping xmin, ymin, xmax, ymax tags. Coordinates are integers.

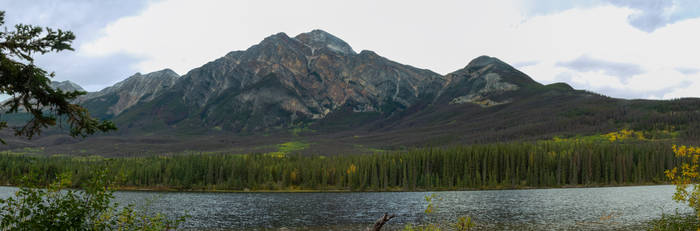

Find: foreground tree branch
<box><xmin>0</xmin><ymin>10</ymin><xmax>116</xmax><ymax>144</ymax></box>
<box><xmin>369</xmin><ymin>213</ymin><xmax>396</xmax><ymax>231</ymax></box>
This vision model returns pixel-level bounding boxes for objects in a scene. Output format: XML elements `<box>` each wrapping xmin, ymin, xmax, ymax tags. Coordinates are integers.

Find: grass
<box><xmin>277</xmin><ymin>141</ymin><xmax>309</xmax><ymax>153</ymax></box>
<box><xmin>263</xmin><ymin>141</ymin><xmax>310</xmax><ymax>157</ymax></box>
<box><xmin>647</xmin><ymin>211</ymin><xmax>699</xmax><ymax>231</ymax></box>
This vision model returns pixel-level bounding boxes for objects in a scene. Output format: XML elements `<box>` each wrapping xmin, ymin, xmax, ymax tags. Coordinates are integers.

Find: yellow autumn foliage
<box><xmin>346</xmin><ymin>164</ymin><xmax>357</xmax><ymax>175</ymax></box>
<box><xmin>605</xmin><ymin>129</ymin><xmax>645</xmax><ymax>142</ymax></box>
<box><xmin>666</xmin><ymin>144</ymin><xmax>700</xmax><ymax>220</ymax></box>
<box><xmin>290</xmin><ymin>169</ymin><xmax>298</xmax><ymax>183</ymax></box>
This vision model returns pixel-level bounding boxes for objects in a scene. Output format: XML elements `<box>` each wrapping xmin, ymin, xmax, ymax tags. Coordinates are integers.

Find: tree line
<box><xmin>0</xmin><ymin>141</ymin><xmax>681</xmax><ymax>191</ymax></box>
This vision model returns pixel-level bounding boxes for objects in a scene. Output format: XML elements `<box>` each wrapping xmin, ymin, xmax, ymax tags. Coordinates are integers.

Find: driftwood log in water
<box><xmin>369</xmin><ymin>213</ymin><xmax>396</xmax><ymax>231</ymax></box>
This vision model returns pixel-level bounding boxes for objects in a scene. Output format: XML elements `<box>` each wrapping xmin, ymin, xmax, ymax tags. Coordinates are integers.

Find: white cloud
<box><xmin>0</xmin><ymin>0</ymin><xmax>156</xmax><ymax>91</ymax></box>
<box><xmin>498</xmin><ymin>6</ymin><xmax>700</xmax><ymax>99</ymax></box>
<box><xmin>79</xmin><ymin>0</ymin><xmax>700</xmax><ymax>99</ymax></box>
<box><xmin>663</xmin><ymin>75</ymin><xmax>700</xmax><ymax>99</ymax></box>
<box><xmin>81</xmin><ymin>0</ymin><xmax>526</xmax><ymax>75</ymax></box>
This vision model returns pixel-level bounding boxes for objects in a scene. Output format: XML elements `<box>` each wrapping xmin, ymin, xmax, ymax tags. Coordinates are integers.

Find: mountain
<box><xmin>437</xmin><ymin>56</ymin><xmax>541</xmax><ymax>107</ymax></box>
<box><xmin>78</xmin><ymin>69</ymin><xmax>179</xmax><ymax>119</ymax></box>
<box><xmin>0</xmin><ymin>80</ymin><xmax>84</xmax><ymax>113</ymax></box>
<box><xmin>4</xmin><ymin>29</ymin><xmax>700</xmax><ymax>156</ymax></box>
<box><xmin>50</xmin><ymin>80</ymin><xmax>85</xmax><ymax>92</ymax></box>
<box><xmin>112</xmin><ymin>31</ymin><xmax>568</xmax><ymax>135</ymax></box>
<box><xmin>113</xmin><ymin>30</ymin><xmax>445</xmax><ymax>133</ymax></box>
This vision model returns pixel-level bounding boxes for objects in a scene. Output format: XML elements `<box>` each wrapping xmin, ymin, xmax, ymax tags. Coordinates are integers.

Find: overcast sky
<box><xmin>2</xmin><ymin>0</ymin><xmax>700</xmax><ymax>99</ymax></box>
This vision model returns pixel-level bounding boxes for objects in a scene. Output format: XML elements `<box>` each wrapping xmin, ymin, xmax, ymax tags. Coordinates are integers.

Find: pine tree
<box><xmin>0</xmin><ymin>11</ymin><xmax>115</xmax><ymax>144</ymax></box>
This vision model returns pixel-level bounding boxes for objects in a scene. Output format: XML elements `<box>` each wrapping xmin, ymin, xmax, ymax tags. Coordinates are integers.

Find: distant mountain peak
<box><xmin>50</xmin><ymin>80</ymin><xmax>85</xmax><ymax>92</ymax></box>
<box><xmin>294</xmin><ymin>29</ymin><xmax>356</xmax><ymax>55</ymax></box>
<box><xmin>264</xmin><ymin>32</ymin><xmax>291</xmax><ymax>41</ymax></box>
<box><xmin>145</xmin><ymin>68</ymin><xmax>179</xmax><ymax>78</ymax></box>
<box><xmin>129</xmin><ymin>69</ymin><xmax>179</xmax><ymax>78</ymax></box>
<box><xmin>441</xmin><ymin>55</ymin><xmax>544</xmax><ymax>107</ymax></box>
<box><xmin>448</xmin><ymin>55</ymin><xmax>541</xmax><ymax>88</ymax></box>
<box><xmin>158</xmin><ymin>68</ymin><xmax>178</xmax><ymax>75</ymax></box>
<box><xmin>79</xmin><ymin>69</ymin><xmax>180</xmax><ymax>117</ymax></box>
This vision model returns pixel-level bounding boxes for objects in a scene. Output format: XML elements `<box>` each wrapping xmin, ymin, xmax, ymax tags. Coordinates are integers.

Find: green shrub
<box><xmin>0</xmin><ymin>170</ymin><xmax>187</xmax><ymax>230</ymax></box>
<box><xmin>647</xmin><ymin>211</ymin><xmax>699</xmax><ymax>231</ymax></box>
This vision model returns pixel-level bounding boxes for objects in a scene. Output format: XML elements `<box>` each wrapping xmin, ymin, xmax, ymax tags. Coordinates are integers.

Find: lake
<box><xmin>0</xmin><ymin>185</ymin><xmax>690</xmax><ymax>230</ymax></box>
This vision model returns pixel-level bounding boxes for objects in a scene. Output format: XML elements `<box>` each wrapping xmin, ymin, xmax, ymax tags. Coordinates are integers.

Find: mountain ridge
<box><xmin>3</xmin><ymin>29</ymin><xmax>700</xmax><ymax>156</ymax></box>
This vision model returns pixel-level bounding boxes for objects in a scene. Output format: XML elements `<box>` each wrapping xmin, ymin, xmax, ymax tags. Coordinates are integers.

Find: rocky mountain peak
<box><xmin>110</xmin><ymin>69</ymin><xmax>178</xmax><ymax>90</ymax></box>
<box><xmin>442</xmin><ymin>56</ymin><xmax>542</xmax><ymax>107</ymax></box>
<box><xmin>50</xmin><ymin>80</ymin><xmax>85</xmax><ymax>92</ymax></box>
<box><xmin>294</xmin><ymin>29</ymin><xmax>356</xmax><ymax>55</ymax></box>
<box><xmin>1</xmin><ymin>80</ymin><xmax>85</xmax><ymax>112</ymax></box>
<box><xmin>110</xmin><ymin>69</ymin><xmax>178</xmax><ymax>93</ymax></box>
<box><xmin>449</xmin><ymin>55</ymin><xmax>541</xmax><ymax>88</ymax></box>
<box><xmin>79</xmin><ymin>69</ymin><xmax>180</xmax><ymax>118</ymax></box>
<box><xmin>262</xmin><ymin>32</ymin><xmax>291</xmax><ymax>43</ymax></box>
<box><xmin>147</xmin><ymin>68</ymin><xmax>179</xmax><ymax>78</ymax></box>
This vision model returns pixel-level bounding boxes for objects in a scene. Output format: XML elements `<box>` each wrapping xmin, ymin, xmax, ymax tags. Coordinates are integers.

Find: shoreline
<box><xmin>1</xmin><ymin>182</ymin><xmax>671</xmax><ymax>193</ymax></box>
<box><xmin>111</xmin><ymin>182</ymin><xmax>669</xmax><ymax>193</ymax></box>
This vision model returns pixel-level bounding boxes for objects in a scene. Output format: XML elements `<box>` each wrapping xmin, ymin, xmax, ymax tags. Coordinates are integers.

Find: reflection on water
<box><xmin>0</xmin><ymin>185</ymin><xmax>690</xmax><ymax>230</ymax></box>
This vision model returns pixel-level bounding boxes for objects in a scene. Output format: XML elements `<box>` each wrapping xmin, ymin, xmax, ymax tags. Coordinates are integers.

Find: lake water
<box><xmin>0</xmin><ymin>185</ymin><xmax>691</xmax><ymax>230</ymax></box>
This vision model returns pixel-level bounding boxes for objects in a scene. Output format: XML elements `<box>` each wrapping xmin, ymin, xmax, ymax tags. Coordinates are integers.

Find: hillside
<box><xmin>2</xmin><ymin>30</ymin><xmax>700</xmax><ymax>156</ymax></box>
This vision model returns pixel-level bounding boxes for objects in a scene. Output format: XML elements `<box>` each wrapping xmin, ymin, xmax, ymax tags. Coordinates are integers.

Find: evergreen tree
<box><xmin>0</xmin><ymin>11</ymin><xmax>115</xmax><ymax>144</ymax></box>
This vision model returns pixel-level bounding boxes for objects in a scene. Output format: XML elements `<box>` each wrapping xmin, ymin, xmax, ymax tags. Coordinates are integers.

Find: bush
<box><xmin>647</xmin><ymin>211</ymin><xmax>699</xmax><ymax>231</ymax></box>
<box><xmin>658</xmin><ymin>144</ymin><xmax>700</xmax><ymax>230</ymax></box>
<box><xmin>0</xmin><ymin>170</ymin><xmax>186</xmax><ymax>230</ymax></box>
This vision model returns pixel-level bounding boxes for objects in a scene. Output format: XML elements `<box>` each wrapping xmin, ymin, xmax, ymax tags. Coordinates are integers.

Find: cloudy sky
<box><xmin>2</xmin><ymin>0</ymin><xmax>700</xmax><ymax>99</ymax></box>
